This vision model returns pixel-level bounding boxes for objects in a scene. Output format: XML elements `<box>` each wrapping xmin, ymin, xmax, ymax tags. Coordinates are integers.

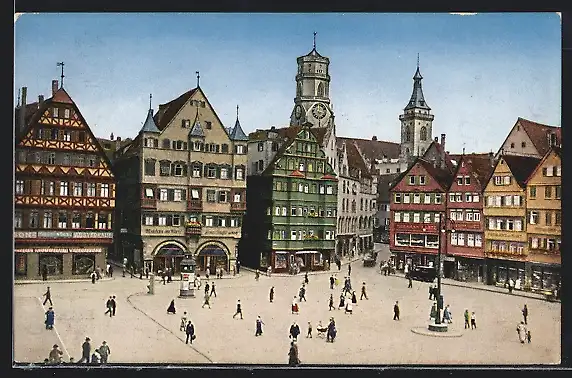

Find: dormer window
<box><xmin>521</xmin><ymin>142</ymin><xmax>526</xmax><ymax>148</ymax></box>
<box><xmin>205</xmin><ymin>121</ymin><xmax>212</xmax><ymax>129</ymax></box>
<box><xmin>182</xmin><ymin>119</ymin><xmax>191</xmax><ymax>128</ymax></box>
<box><xmin>52</xmin><ymin>108</ymin><xmax>59</xmax><ymax>118</ymax></box>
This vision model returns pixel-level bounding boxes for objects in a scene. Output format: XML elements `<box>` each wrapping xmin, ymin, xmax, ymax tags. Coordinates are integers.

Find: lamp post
<box><xmin>432</xmin><ymin>212</ymin><xmax>455</xmax><ymax>330</ymax></box>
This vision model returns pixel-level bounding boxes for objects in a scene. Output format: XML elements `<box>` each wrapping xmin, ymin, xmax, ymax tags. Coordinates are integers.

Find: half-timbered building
<box><xmin>14</xmin><ymin>80</ymin><xmax>115</xmax><ymax>279</ymax></box>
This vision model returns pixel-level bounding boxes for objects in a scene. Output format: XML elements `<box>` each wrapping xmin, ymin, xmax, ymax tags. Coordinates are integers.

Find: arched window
<box><xmin>405</xmin><ymin>126</ymin><xmax>411</xmax><ymax>142</ymax></box>
<box><xmin>317</xmin><ymin>82</ymin><xmax>324</xmax><ymax>97</ymax></box>
<box><xmin>420</xmin><ymin>126</ymin><xmax>428</xmax><ymax>141</ymax></box>
<box><xmin>296</xmin><ymin>82</ymin><xmax>302</xmax><ymax>97</ymax></box>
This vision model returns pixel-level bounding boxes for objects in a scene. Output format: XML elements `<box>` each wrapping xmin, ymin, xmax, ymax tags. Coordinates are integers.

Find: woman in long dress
<box><xmin>167</xmin><ymin>299</ymin><xmax>176</xmax><ymax>314</ymax></box>
<box><xmin>516</xmin><ymin>321</ymin><xmax>528</xmax><ymax>343</ymax></box>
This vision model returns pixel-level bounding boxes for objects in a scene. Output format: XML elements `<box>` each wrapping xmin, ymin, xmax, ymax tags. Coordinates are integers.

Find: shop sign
<box><xmin>143</xmin><ymin>227</ymin><xmax>183</xmax><ymax>236</ymax></box>
<box><xmin>395</xmin><ymin>223</ymin><xmax>437</xmax><ymax>233</ymax></box>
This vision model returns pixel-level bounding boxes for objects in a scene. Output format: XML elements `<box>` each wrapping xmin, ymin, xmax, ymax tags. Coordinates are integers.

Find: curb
<box><xmin>240</xmin><ymin>256</ymin><xmax>363</xmax><ymax>278</ymax></box>
<box><xmin>15</xmin><ymin>277</ymin><xmax>114</xmax><ymax>285</ymax></box>
<box><xmin>410</xmin><ymin>326</ymin><xmax>464</xmax><ymax>338</ymax></box>
<box><xmin>107</xmin><ymin>260</ymin><xmax>242</xmax><ymax>282</ymax></box>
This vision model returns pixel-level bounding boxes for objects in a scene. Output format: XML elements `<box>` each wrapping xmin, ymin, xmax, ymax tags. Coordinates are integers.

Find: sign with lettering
<box><xmin>395</xmin><ymin>223</ymin><xmax>437</xmax><ymax>233</ymax></box>
<box><xmin>486</xmin><ymin>231</ymin><xmax>526</xmax><ymax>241</ymax></box>
<box><xmin>452</xmin><ymin>221</ymin><xmax>482</xmax><ymax>231</ymax></box>
<box><xmin>14</xmin><ymin>230</ymin><xmax>113</xmax><ymax>239</ymax></box>
<box><xmin>14</xmin><ymin>231</ymin><xmax>37</xmax><ymax>239</ymax></box>
<box><xmin>143</xmin><ymin>227</ymin><xmax>184</xmax><ymax>236</ymax></box>
<box><xmin>202</xmin><ymin>228</ymin><xmax>241</xmax><ymax>237</ymax></box>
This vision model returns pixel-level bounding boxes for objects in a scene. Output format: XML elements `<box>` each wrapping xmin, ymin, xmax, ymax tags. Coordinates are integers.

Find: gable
<box><xmin>526</xmin><ymin>149</ymin><xmax>561</xmax><ymax>185</ymax></box>
<box><xmin>496</xmin><ymin>122</ymin><xmax>537</xmax><ymax>158</ymax></box>
<box><xmin>16</xmin><ymin>97</ymin><xmax>114</xmax><ymax>177</ymax></box>
<box><xmin>390</xmin><ymin>160</ymin><xmax>447</xmax><ymax>192</ymax></box>
<box><xmin>484</xmin><ymin>158</ymin><xmax>523</xmax><ymax>193</ymax></box>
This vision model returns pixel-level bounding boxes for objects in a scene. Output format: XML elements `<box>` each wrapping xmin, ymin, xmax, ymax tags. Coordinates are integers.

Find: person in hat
<box><xmin>48</xmin><ymin>344</ymin><xmax>63</xmax><ymax>364</ymax></box>
<box><xmin>78</xmin><ymin>337</ymin><xmax>91</xmax><ymax>363</ymax></box>
<box><xmin>255</xmin><ymin>316</ymin><xmax>265</xmax><ymax>336</ymax></box>
<box><xmin>167</xmin><ymin>299</ymin><xmax>176</xmax><ymax>314</ymax></box>
<box><xmin>98</xmin><ymin>341</ymin><xmax>111</xmax><ymax>364</ymax></box>
<box><xmin>269</xmin><ymin>286</ymin><xmax>275</xmax><ymax>303</ymax></box>
<box><xmin>185</xmin><ymin>320</ymin><xmax>196</xmax><ymax>344</ymax></box>
<box><xmin>289</xmin><ymin>321</ymin><xmax>301</xmax><ymax>341</ymax></box>
<box><xmin>45</xmin><ymin>307</ymin><xmax>55</xmax><ymax>330</ymax></box>
<box><xmin>360</xmin><ymin>282</ymin><xmax>368</xmax><ymax>300</ymax></box>
<box><xmin>233</xmin><ymin>299</ymin><xmax>243</xmax><ymax>319</ymax></box>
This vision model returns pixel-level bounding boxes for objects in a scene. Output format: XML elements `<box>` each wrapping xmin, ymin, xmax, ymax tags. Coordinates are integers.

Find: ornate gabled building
<box><xmin>241</xmin><ymin>122</ymin><xmax>338</xmax><ymax>273</ymax></box>
<box><xmin>113</xmin><ymin>84</ymin><xmax>247</xmax><ymax>275</ymax></box>
<box><xmin>335</xmin><ymin>138</ymin><xmax>376</xmax><ymax>257</ymax></box>
<box><xmin>399</xmin><ymin>59</ymin><xmax>435</xmax><ymax>165</ymax></box>
<box><xmin>14</xmin><ymin>79</ymin><xmax>115</xmax><ymax>279</ymax></box>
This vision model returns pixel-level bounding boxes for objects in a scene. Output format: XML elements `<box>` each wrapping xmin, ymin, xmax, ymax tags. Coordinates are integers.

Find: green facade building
<box><xmin>241</xmin><ymin>123</ymin><xmax>338</xmax><ymax>273</ymax></box>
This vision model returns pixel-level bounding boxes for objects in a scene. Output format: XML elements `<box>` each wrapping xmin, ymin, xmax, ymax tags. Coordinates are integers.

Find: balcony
<box><xmin>141</xmin><ymin>198</ymin><xmax>157</xmax><ymax>208</ymax></box>
<box><xmin>230</xmin><ymin>202</ymin><xmax>246</xmax><ymax>211</ymax></box>
<box><xmin>187</xmin><ymin>199</ymin><xmax>203</xmax><ymax>211</ymax></box>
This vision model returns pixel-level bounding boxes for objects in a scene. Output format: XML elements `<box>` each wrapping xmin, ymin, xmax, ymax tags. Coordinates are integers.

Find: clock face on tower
<box><xmin>294</xmin><ymin>105</ymin><xmax>303</xmax><ymax>119</ymax></box>
<box><xmin>311</xmin><ymin>103</ymin><xmax>327</xmax><ymax>120</ymax></box>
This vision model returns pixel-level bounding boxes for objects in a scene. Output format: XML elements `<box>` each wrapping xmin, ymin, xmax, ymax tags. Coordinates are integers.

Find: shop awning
<box><xmin>198</xmin><ymin>245</ymin><xmax>227</xmax><ymax>257</ymax></box>
<box><xmin>156</xmin><ymin>245</ymin><xmax>186</xmax><ymax>256</ymax></box>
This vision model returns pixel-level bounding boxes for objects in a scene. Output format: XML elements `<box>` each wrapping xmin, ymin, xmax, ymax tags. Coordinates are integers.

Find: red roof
<box><xmin>517</xmin><ymin>117</ymin><xmax>561</xmax><ymax>157</ymax></box>
<box><xmin>321</xmin><ymin>174</ymin><xmax>337</xmax><ymax>180</ymax></box>
<box><xmin>290</xmin><ymin>170</ymin><xmax>305</xmax><ymax>177</ymax></box>
<box><xmin>51</xmin><ymin>87</ymin><xmax>74</xmax><ymax>104</ymax></box>
<box><xmin>153</xmin><ymin>88</ymin><xmax>198</xmax><ymax>131</ymax></box>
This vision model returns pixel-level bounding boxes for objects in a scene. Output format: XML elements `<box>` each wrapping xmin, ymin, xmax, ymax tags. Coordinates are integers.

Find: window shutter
<box><xmin>204</xmin><ymin>165</ymin><xmax>209</xmax><ymax>177</ymax></box>
<box><xmin>201</xmin><ymin>215</ymin><xmax>206</xmax><ymax>225</ymax></box>
<box><xmin>166</xmin><ymin>215</ymin><xmax>172</xmax><ymax>226</ymax></box>
<box><xmin>181</xmin><ymin>189</ymin><xmax>187</xmax><ymax>201</ymax></box>
<box><xmin>153</xmin><ymin>214</ymin><xmax>159</xmax><ymax>225</ymax></box>
<box><xmin>168</xmin><ymin>189</ymin><xmax>175</xmax><ymax>201</ymax></box>
<box><xmin>182</xmin><ymin>164</ymin><xmax>188</xmax><ymax>176</ymax></box>
<box><xmin>234</xmin><ymin>145</ymin><xmax>238</xmax><ymax>154</ymax></box>
<box><xmin>227</xmin><ymin>166</ymin><xmax>233</xmax><ymax>179</ymax></box>
<box><xmin>183</xmin><ymin>142</ymin><xmax>188</xmax><ymax>150</ymax></box>
<box><xmin>156</xmin><ymin>188</ymin><xmax>161</xmax><ymax>199</ymax></box>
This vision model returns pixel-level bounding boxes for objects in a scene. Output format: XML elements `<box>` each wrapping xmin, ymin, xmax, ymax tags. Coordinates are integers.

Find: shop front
<box><xmin>454</xmin><ymin>257</ymin><xmax>485</xmax><ymax>283</ymax></box>
<box><xmin>530</xmin><ymin>264</ymin><xmax>560</xmax><ymax>292</ymax></box>
<box><xmin>486</xmin><ymin>258</ymin><xmax>526</xmax><ymax>288</ymax></box>
<box><xmin>272</xmin><ymin>250</ymin><xmax>326</xmax><ymax>273</ymax></box>
<box><xmin>153</xmin><ymin>242</ymin><xmax>188</xmax><ymax>275</ymax></box>
<box><xmin>391</xmin><ymin>251</ymin><xmax>436</xmax><ymax>271</ymax></box>
<box><xmin>196</xmin><ymin>243</ymin><xmax>229</xmax><ymax>275</ymax></box>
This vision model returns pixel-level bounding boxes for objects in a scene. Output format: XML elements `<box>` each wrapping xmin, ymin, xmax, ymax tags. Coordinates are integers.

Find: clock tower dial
<box><xmin>311</xmin><ymin>103</ymin><xmax>327</xmax><ymax>120</ymax></box>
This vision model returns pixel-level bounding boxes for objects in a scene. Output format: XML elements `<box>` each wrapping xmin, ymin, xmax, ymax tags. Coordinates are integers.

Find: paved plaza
<box><xmin>13</xmin><ymin>248</ymin><xmax>560</xmax><ymax>365</ymax></box>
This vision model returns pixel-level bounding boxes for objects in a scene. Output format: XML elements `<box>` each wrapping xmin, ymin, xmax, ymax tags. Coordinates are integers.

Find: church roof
<box><xmin>140</xmin><ymin>109</ymin><xmax>160</xmax><ymax>133</ymax></box>
<box><xmin>305</xmin><ymin>47</ymin><xmax>324</xmax><ymax>58</ymax></box>
<box><xmin>229</xmin><ymin>118</ymin><xmax>249</xmax><ymax>141</ymax></box>
<box><xmin>405</xmin><ymin>66</ymin><xmax>430</xmax><ymax>111</ymax></box>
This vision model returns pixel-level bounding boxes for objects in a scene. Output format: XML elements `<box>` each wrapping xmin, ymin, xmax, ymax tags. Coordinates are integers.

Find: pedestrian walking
<box><xmin>326</xmin><ymin>317</ymin><xmax>337</xmax><ymax>342</ymax></box>
<box><xmin>90</xmin><ymin>348</ymin><xmax>101</xmax><ymax>364</ymax></box>
<box><xmin>185</xmin><ymin>321</ymin><xmax>196</xmax><ymax>344</ymax></box>
<box><xmin>204</xmin><ymin>281</ymin><xmax>210</xmax><ymax>296</ymax></box>
<box><xmin>162</xmin><ymin>271</ymin><xmax>166</xmax><ymax>285</ymax></box>
<box><xmin>360</xmin><ymin>282</ymin><xmax>368</xmax><ymax>300</ymax></box>
<box><xmin>267</xmin><ymin>266</ymin><xmax>272</xmax><ymax>277</ymax></box>
<box><xmin>42</xmin><ymin>265</ymin><xmax>48</xmax><ymax>281</ymax></box>
<box><xmin>345</xmin><ymin>301</ymin><xmax>353</xmax><ymax>315</ymax></box>
<box><xmin>429</xmin><ymin>285</ymin><xmax>433</xmax><ymax>300</ymax></box>
<box><xmin>210</xmin><ymin>282</ymin><xmax>217</xmax><ymax>297</ymax></box>
<box><xmin>167</xmin><ymin>267</ymin><xmax>172</xmax><ymax>282</ymax></box>
<box><xmin>289</xmin><ymin>321</ymin><xmax>301</xmax><ymax>341</ymax></box>
<box><xmin>180</xmin><ymin>311</ymin><xmax>188</xmax><ymax>331</ymax></box>
<box><xmin>104</xmin><ymin>296</ymin><xmax>113</xmax><ymax>317</ymax></box>
<box><xmin>338</xmin><ymin>293</ymin><xmax>345</xmax><ymax>309</ymax></box>
<box><xmin>139</xmin><ymin>266</ymin><xmax>143</xmax><ymax>279</ymax></box>
<box><xmin>45</xmin><ymin>307</ymin><xmax>55</xmax><ymax>329</ymax></box>
<box><xmin>408</xmin><ymin>275</ymin><xmax>413</xmax><ymax>288</ymax></box>
<box><xmin>255</xmin><ymin>316</ymin><xmax>265</xmax><ymax>336</ymax></box>
<box><xmin>111</xmin><ymin>296</ymin><xmax>117</xmax><ymax>316</ymax></box>
<box><xmin>269</xmin><ymin>286</ymin><xmax>275</xmax><ymax>303</ymax></box>
<box><xmin>522</xmin><ymin>304</ymin><xmax>528</xmax><ymax>325</ymax></box>
<box><xmin>236</xmin><ymin>260</ymin><xmax>241</xmax><ymax>274</ymax></box>
<box><xmin>516</xmin><ymin>321</ymin><xmax>527</xmax><ymax>343</ymax></box>
<box><xmin>336</xmin><ymin>259</ymin><xmax>341</xmax><ymax>271</ymax></box>
<box><xmin>98</xmin><ymin>341</ymin><xmax>111</xmax><ymax>364</ymax></box>
<box><xmin>78</xmin><ymin>337</ymin><xmax>91</xmax><ymax>363</ymax></box>
<box><xmin>109</xmin><ymin>265</ymin><xmax>113</xmax><ymax>278</ymax></box>
<box><xmin>292</xmin><ymin>297</ymin><xmax>300</xmax><ymax>314</ymax></box>
<box><xmin>527</xmin><ymin>330</ymin><xmax>531</xmax><ymax>344</ymax></box>
<box><xmin>470</xmin><ymin>311</ymin><xmax>477</xmax><ymax>329</ymax></box>
<box><xmin>167</xmin><ymin>299</ymin><xmax>176</xmax><ymax>314</ymax></box>
<box><xmin>464</xmin><ymin>309</ymin><xmax>470</xmax><ymax>329</ymax></box>
<box><xmin>508</xmin><ymin>278</ymin><xmax>514</xmax><ymax>294</ymax></box>
<box><xmin>329</xmin><ymin>275</ymin><xmax>335</xmax><ymax>290</ymax></box>
<box><xmin>105</xmin><ymin>263</ymin><xmax>110</xmax><ymax>277</ymax></box>
<box><xmin>43</xmin><ymin>286</ymin><xmax>53</xmax><ymax>306</ymax></box>
<box><xmin>90</xmin><ymin>271</ymin><xmax>96</xmax><ymax>284</ymax></box>
<box><xmin>233</xmin><ymin>299</ymin><xmax>243</xmax><ymax>319</ymax></box>
<box><xmin>348</xmin><ymin>263</ymin><xmax>352</xmax><ymax>276</ymax></box>
<box><xmin>288</xmin><ymin>341</ymin><xmax>300</xmax><ymax>366</ymax></box>
<box><xmin>393</xmin><ymin>301</ymin><xmax>400</xmax><ymax>320</ymax></box>
<box><xmin>202</xmin><ymin>293</ymin><xmax>211</xmax><ymax>309</ymax></box>
<box><xmin>443</xmin><ymin>304</ymin><xmax>452</xmax><ymax>324</ymax></box>
<box><xmin>351</xmin><ymin>291</ymin><xmax>358</xmax><ymax>305</ymax></box>
<box><xmin>304</xmin><ymin>272</ymin><xmax>309</xmax><ymax>285</ymax></box>
<box><xmin>299</xmin><ymin>286</ymin><xmax>307</xmax><ymax>302</ymax></box>
<box><xmin>307</xmin><ymin>321</ymin><xmax>312</xmax><ymax>338</ymax></box>
<box><xmin>48</xmin><ymin>344</ymin><xmax>63</xmax><ymax>364</ymax></box>
<box><xmin>430</xmin><ymin>302</ymin><xmax>438</xmax><ymax>321</ymax></box>
<box><xmin>328</xmin><ymin>294</ymin><xmax>335</xmax><ymax>311</ymax></box>
<box><xmin>145</xmin><ymin>267</ymin><xmax>149</xmax><ymax>279</ymax></box>
<box><xmin>255</xmin><ymin>270</ymin><xmax>260</xmax><ymax>281</ymax></box>
<box><xmin>96</xmin><ymin>266</ymin><xmax>101</xmax><ymax>280</ymax></box>
<box><xmin>206</xmin><ymin>268</ymin><xmax>210</xmax><ymax>281</ymax></box>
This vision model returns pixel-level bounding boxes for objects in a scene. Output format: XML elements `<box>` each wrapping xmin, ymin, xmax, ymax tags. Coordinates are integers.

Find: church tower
<box><xmin>399</xmin><ymin>56</ymin><xmax>434</xmax><ymax>164</ymax></box>
<box><xmin>290</xmin><ymin>32</ymin><xmax>334</xmax><ymax>129</ymax></box>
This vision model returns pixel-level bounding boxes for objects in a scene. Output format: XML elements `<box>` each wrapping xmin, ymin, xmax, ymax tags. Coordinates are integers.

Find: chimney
<box><xmin>52</xmin><ymin>80</ymin><xmax>59</xmax><ymax>96</ymax></box>
<box><xmin>434</xmin><ymin>137</ymin><xmax>438</xmax><ymax>143</ymax></box>
<box><xmin>440</xmin><ymin>133</ymin><xmax>446</xmax><ymax>151</ymax></box>
<box><xmin>110</xmin><ymin>132</ymin><xmax>114</xmax><ymax>141</ymax></box>
<box><xmin>38</xmin><ymin>95</ymin><xmax>44</xmax><ymax>103</ymax></box>
<box><xmin>488</xmin><ymin>151</ymin><xmax>494</xmax><ymax>167</ymax></box>
<box><xmin>19</xmin><ymin>86</ymin><xmax>27</xmax><ymax>133</ymax></box>
<box><xmin>372</xmin><ymin>135</ymin><xmax>377</xmax><ymax>141</ymax></box>
<box><xmin>117</xmin><ymin>137</ymin><xmax>121</xmax><ymax>142</ymax></box>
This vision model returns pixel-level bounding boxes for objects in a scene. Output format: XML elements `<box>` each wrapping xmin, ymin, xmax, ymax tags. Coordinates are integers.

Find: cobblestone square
<box><xmin>13</xmin><ymin>251</ymin><xmax>560</xmax><ymax>365</ymax></box>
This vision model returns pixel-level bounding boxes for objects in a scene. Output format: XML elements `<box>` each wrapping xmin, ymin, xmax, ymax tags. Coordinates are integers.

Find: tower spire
<box><xmin>57</xmin><ymin>62</ymin><xmax>65</xmax><ymax>87</ymax></box>
<box><xmin>196</xmin><ymin>71</ymin><xmax>200</xmax><ymax>88</ymax></box>
<box><xmin>313</xmin><ymin>31</ymin><xmax>317</xmax><ymax>50</ymax></box>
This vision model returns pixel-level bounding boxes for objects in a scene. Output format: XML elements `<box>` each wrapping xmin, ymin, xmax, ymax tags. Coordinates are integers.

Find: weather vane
<box><xmin>57</xmin><ymin>62</ymin><xmax>65</xmax><ymax>87</ymax></box>
<box><xmin>196</xmin><ymin>71</ymin><xmax>200</xmax><ymax>88</ymax></box>
<box><xmin>313</xmin><ymin>31</ymin><xmax>317</xmax><ymax>49</ymax></box>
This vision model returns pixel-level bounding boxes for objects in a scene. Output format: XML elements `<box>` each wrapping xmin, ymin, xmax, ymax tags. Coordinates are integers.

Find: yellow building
<box><xmin>524</xmin><ymin>146</ymin><xmax>561</xmax><ymax>291</ymax></box>
<box><xmin>483</xmin><ymin>155</ymin><xmax>540</xmax><ymax>288</ymax></box>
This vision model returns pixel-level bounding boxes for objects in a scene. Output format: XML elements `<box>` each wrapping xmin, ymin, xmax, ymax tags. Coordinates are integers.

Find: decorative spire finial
<box><xmin>196</xmin><ymin>71</ymin><xmax>200</xmax><ymax>88</ymax></box>
<box><xmin>17</xmin><ymin>88</ymin><xmax>21</xmax><ymax>107</ymax></box>
<box><xmin>417</xmin><ymin>53</ymin><xmax>419</xmax><ymax>69</ymax></box>
<box><xmin>236</xmin><ymin>104</ymin><xmax>239</xmax><ymax>119</ymax></box>
<box><xmin>313</xmin><ymin>31</ymin><xmax>317</xmax><ymax>49</ymax></box>
<box><xmin>149</xmin><ymin>93</ymin><xmax>152</xmax><ymax>111</ymax></box>
<box><xmin>57</xmin><ymin>62</ymin><xmax>65</xmax><ymax>87</ymax></box>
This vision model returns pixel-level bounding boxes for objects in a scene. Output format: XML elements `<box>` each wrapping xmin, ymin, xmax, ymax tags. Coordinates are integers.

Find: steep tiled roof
<box><xmin>140</xmin><ymin>109</ymin><xmax>160</xmax><ymax>133</ymax></box>
<box><xmin>52</xmin><ymin>87</ymin><xmax>74</xmax><ymax>104</ymax></box>
<box><xmin>463</xmin><ymin>154</ymin><xmax>496</xmax><ymax>189</ymax></box>
<box><xmin>422</xmin><ymin>140</ymin><xmax>456</xmax><ymax>173</ymax></box>
<box><xmin>338</xmin><ymin>137</ymin><xmax>401</xmax><ymax>163</ymax></box>
<box><xmin>418</xmin><ymin>158</ymin><xmax>455</xmax><ymax>191</ymax></box>
<box><xmin>502</xmin><ymin>155</ymin><xmax>542</xmax><ymax>187</ymax></box>
<box><xmin>153</xmin><ymin>88</ymin><xmax>198</xmax><ymax>131</ymax></box>
<box><xmin>229</xmin><ymin>118</ymin><xmax>249</xmax><ymax>141</ymax></box>
<box><xmin>405</xmin><ymin>67</ymin><xmax>430</xmax><ymax>110</ymax></box>
<box><xmin>344</xmin><ymin>141</ymin><xmax>372</xmax><ymax>179</ymax></box>
<box><xmin>517</xmin><ymin>117</ymin><xmax>561</xmax><ymax>157</ymax></box>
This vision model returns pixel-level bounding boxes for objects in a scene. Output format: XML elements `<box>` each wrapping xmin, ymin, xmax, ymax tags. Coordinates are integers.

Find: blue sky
<box><xmin>14</xmin><ymin>13</ymin><xmax>561</xmax><ymax>153</ymax></box>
